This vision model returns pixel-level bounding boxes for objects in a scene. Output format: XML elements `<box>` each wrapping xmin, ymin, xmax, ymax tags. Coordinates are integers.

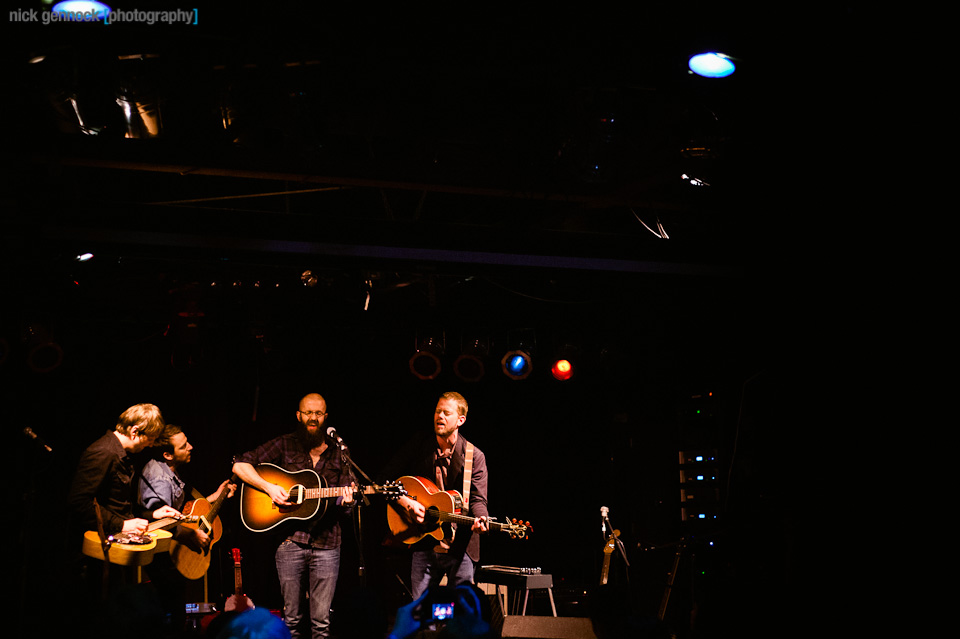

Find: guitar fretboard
<box><xmin>430</xmin><ymin>510</ymin><xmax>522</xmax><ymax>535</ymax></box>
<box><xmin>293</xmin><ymin>485</ymin><xmax>380</xmax><ymax>500</ymax></box>
<box><xmin>148</xmin><ymin>515</ymin><xmax>199</xmax><ymax>532</ymax></box>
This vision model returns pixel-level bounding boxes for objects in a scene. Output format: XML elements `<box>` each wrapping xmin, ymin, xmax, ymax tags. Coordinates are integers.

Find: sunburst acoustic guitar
<box><xmin>240</xmin><ymin>463</ymin><xmax>406</xmax><ymax>532</ymax></box>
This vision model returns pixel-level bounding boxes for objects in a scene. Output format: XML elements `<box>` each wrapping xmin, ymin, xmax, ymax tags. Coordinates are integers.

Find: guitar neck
<box><xmin>234</xmin><ymin>563</ymin><xmax>243</xmax><ymax>597</ymax></box>
<box><xmin>207</xmin><ymin>474</ymin><xmax>238</xmax><ymax>520</ymax></box>
<box><xmin>148</xmin><ymin>515</ymin><xmax>196</xmax><ymax>532</ymax></box>
<box><xmin>434</xmin><ymin>510</ymin><xmax>508</xmax><ymax>532</ymax></box>
<box><xmin>301</xmin><ymin>485</ymin><xmax>379</xmax><ymax>500</ymax></box>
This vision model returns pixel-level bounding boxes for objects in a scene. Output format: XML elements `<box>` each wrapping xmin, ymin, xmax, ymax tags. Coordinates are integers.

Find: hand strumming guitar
<box><xmin>174</xmin><ymin>526</ymin><xmax>211</xmax><ymax>553</ymax></box>
<box><xmin>397</xmin><ymin>494</ymin><xmax>426</xmax><ymax>524</ymax></box>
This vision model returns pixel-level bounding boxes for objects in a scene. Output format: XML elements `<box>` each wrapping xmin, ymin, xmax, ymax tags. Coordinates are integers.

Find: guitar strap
<box><xmin>433</xmin><ymin>439</ymin><xmax>473</xmax><ymax>553</ymax></box>
<box><xmin>462</xmin><ymin>440</ymin><xmax>474</xmax><ymax>515</ymax></box>
<box><xmin>93</xmin><ymin>500</ymin><xmax>111</xmax><ymax>599</ymax></box>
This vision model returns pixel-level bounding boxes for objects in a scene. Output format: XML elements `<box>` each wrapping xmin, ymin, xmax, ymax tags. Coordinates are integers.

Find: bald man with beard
<box><xmin>233</xmin><ymin>393</ymin><xmax>356</xmax><ymax>639</ymax></box>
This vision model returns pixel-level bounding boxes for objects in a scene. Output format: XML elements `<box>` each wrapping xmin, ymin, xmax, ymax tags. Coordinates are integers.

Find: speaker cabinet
<box><xmin>500</xmin><ymin>616</ymin><xmax>597</xmax><ymax>639</ymax></box>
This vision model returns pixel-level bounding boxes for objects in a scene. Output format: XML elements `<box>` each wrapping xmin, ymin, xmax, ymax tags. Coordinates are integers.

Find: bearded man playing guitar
<box><xmin>139</xmin><ymin>423</ymin><xmax>237</xmax><ymax>630</ymax></box>
<box><xmin>140</xmin><ymin>423</ymin><xmax>236</xmax><ymax>557</ymax></box>
<box><xmin>232</xmin><ymin>392</ymin><xmax>356</xmax><ymax>639</ymax></box>
<box><xmin>383</xmin><ymin>391</ymin><xmax>489</xmax><ymax>599</ymax></box>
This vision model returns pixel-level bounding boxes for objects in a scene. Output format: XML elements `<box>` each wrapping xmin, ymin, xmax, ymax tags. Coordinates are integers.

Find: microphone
<box><xmin>24</xmin><ymin>427</ymin><xmax>53</xmax><ymax>453</ymax></box>
<box><xmin>600</xmin><ymin>506</ymin><xmax>609</xmax><ymax>535</ymax></box>
<box><xmin>326</xmin><ymin>426</ymin><xmax>345</xmax><ymax>449</ymax></box>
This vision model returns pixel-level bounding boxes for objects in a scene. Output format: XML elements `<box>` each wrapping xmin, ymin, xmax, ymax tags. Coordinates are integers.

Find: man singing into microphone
<box><xmin>382</xmin><ymin>391</ymin><xmax>489</xmax><ymax>598</ymax></box>
<box><xmin>232</xmin><ymin>393</ymin><xmax>356</xmax><ymax>639</ymax></box>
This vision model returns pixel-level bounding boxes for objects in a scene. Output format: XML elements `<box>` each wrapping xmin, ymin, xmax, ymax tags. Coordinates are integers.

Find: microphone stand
<box><xmin>333</xmin><ymin>435</ymin><xmax>378</xmax><ymax>586</ymax></box>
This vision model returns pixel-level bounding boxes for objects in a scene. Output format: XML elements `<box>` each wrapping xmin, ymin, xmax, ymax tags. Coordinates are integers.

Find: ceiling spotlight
<box><xmin>549</xmin><ymin>341</ymin><xmax>580</xmax><ymax>382</ymax></box>
<box><xmin>688</xmin><ymin>53</ymin><xmax>736</xmax><ymax>78</ymax></box>
<box><xmin>681</xmin><ymin>174</ymin><xmax>711</xmax><ymax>187</ymax></box>
<box><xmin>501</xmin><ymin>329</ymin><xmax>536</xmax><ymax>380</ymax></box>
<box><xmin>550</xmin><ymin>359</ymin><xmax>574</xmax><ymax>381</ymax></box>
<box><xmin>22</xmin><ymin>323</ymin><xmax>64</xmax><ymax>374</ymax></box>
<box><xmin>501</xmin><ymin>350</ymin><xmax>533</xmax><ymax>380</ymax></box>
<box><xmin>301</xmin><ymin>270</ymin><xmax>318</xmax><ymax>287</ymax></box>
<box><xmin>75</xmin><ymin>252</ymin><xmax>94</xmax><ymax>262</ymax></box>
<box><xmin>409</xmin><ymin>330</ymin><xmax>445</xmax><ymax>381</ymax></box>
<box><xmin>454</xmin><ymin>333</ymin><xmax>490</xmax><ymax>383</ymax></box>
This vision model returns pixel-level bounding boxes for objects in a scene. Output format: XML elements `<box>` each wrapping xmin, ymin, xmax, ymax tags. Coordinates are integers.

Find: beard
<box><xmin>297</xmin><ymin>422</ymin><xmax>327</xmax><ymax>449</ymax></box>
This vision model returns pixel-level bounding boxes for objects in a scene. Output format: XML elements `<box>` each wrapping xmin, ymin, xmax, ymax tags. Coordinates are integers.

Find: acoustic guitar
<box><xmin>82</xmin><ymin>514</ymin><xmax>199</xmax><ymax>566</ymax></box>
<box><xmin>385</xmin><ymin>475</ymin><xmax>531</xmax><ymax>545</ymax></box>
<box><xmin>240</xmin><ymin>463</ymin><xmax>406</xmax><ymax>533</ymax></box>
<box><xmin>170</xmin><ymin>475</ymin><xmax>236</xmax><ymax>580</ymax></box>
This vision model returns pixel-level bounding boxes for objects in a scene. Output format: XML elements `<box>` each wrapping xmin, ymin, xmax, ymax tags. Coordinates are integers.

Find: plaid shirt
<box><xmin>236</xmin><ymin>432</ymin><xmax>355</xmax><ymax>548</ymax></box>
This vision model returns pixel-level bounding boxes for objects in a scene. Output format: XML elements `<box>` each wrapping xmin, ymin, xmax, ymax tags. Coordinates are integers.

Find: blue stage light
<box><xmin>688</xmin><ymin>53</ymin><xmax>736</xmax><ymax>78</ymax></box>
<box><xmin>501</xmin><ymin>350</ymin><xmax>532</xmax><ymax>380</ymax></box>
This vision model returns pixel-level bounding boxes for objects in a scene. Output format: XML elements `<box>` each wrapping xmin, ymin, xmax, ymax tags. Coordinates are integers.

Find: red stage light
<box><xmin>550</xmin><ymin>358</ymin><xmax>574</xmax><ymax>381</ymax></box>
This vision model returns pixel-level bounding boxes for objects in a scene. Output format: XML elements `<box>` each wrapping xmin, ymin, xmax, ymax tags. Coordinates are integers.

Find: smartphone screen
<box><xmin>432</xmin><ymin>603</ymin><xmax>454</xmax><ymax>620</ymax></box>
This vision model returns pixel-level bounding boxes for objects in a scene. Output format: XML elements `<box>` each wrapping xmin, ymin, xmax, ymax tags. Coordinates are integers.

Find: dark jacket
<box><xmin>383</xmin><ymin>432</ymin><xmax>488</xmax><ymax>562</ymax></box>
<box><xmin>67</xmin><ymin>431</ymin><xmax>148</xmax><ymax>538</ymax></box>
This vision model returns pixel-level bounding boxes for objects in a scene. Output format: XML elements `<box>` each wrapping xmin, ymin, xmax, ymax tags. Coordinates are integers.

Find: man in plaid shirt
<box><xmin>233</xmin><ymin>393</ymin><xmax>356</xmax><ymax>639</ymax></box>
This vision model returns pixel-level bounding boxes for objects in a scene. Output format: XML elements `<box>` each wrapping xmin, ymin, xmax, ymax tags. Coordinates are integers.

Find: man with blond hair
<box><xmin>385</xmin><ymin>391</ymin><xmax>489</xmax><ymax>598</ymax></box>
<box><xmin>69</xmin><ymin>403</ymin><xmax>180</xmax><ymax>538</ymax></box>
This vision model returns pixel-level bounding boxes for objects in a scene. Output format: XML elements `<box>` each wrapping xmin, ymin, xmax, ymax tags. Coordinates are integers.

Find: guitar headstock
<box><xmin>232</xmin><ymin>547</ymin><xmax>242</xmax><ymax>564</ymax></box>
<box><xmin>603</xmin><ymin>529</ymin><xmax>620</xmax><ymax>554</ymax></box>
<box><xmin>377</xmin><ymin>480</ymin><xmax>408</xmax><ymax>501</ymax></box>
<box><xmin>501</xmin><ymin>517</ymin><xmax>532</xmax><ymax>540</ymax></box>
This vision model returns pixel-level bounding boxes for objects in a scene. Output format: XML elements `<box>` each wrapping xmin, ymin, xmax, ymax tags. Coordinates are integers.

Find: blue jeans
<box><xmin>275</xmin><ymin>540</ymin><xmax>340</xmax><ymax>639</ymax></box>
<box><xmin>410</xmin><ymin>548</ymin><xmax>476</xmax><ymax>599</ymax></box>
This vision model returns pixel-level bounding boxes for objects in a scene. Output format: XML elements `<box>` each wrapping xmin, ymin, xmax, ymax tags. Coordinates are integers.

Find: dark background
<box><xmin>4</xmin><ymin>3</ymin><xmax>855</xmax><ymax>637</ymax></box>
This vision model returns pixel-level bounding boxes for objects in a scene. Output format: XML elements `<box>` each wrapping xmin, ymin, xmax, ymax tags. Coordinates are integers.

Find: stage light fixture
<box><xmin>22</xmin><ymin>323</ymin><xmax>63</xmax><ymax>374</ymax></box>
<box><xmin>688</xmin><ymin>52</ymin><xmax>736</xmax><ymax>78</ymax></box>
<box><xmin>500</xmin><ymin>329</ymin><xmax>536</xmax><ymax>380</ymax></box>
<box><xmin>301</xmin><ymin>270</ymin><xmax>319</xmax><ymax>287</ymax></box>
<box><xmin>409</xmin><ymin>330</ymin><xmax>445</xmax><ymax>381</ymax></box>
<box><xmin>550</xmin><ymin>358</ymin><xmax>574</xmax><ymax>381</ymax></box>
<box><xmin>501</xmin><ymin>350</ymin><xmax>533</xmax><ymax>380</ymax></box>
<box><xmin>454</xmin><ymin>333</ymin><xmax>490</xmax><ymax>383</ymax></box>
<box><xmin>549</xmin><ymin>342</ymin><xmax>579</xmax><ymax>381</ymax></box>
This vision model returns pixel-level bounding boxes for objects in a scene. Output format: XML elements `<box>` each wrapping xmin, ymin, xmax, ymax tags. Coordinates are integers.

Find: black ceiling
<box><xmin>2</xmin><ymin>3</ymin><xmax>777</xmax><ymax>277</ymax></box>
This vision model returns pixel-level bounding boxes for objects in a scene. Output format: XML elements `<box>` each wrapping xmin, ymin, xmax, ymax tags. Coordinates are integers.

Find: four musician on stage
<box><xmin>65</xmin><ymin>391</ymin><xmax>516</xmax><ymax>639</ymax></box>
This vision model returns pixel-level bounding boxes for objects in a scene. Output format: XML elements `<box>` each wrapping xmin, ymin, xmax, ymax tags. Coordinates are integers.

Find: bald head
<box><xmin>298</xmin><ymin>393</ymin><xmax>326</xmax><ymax>412</ymax></box>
